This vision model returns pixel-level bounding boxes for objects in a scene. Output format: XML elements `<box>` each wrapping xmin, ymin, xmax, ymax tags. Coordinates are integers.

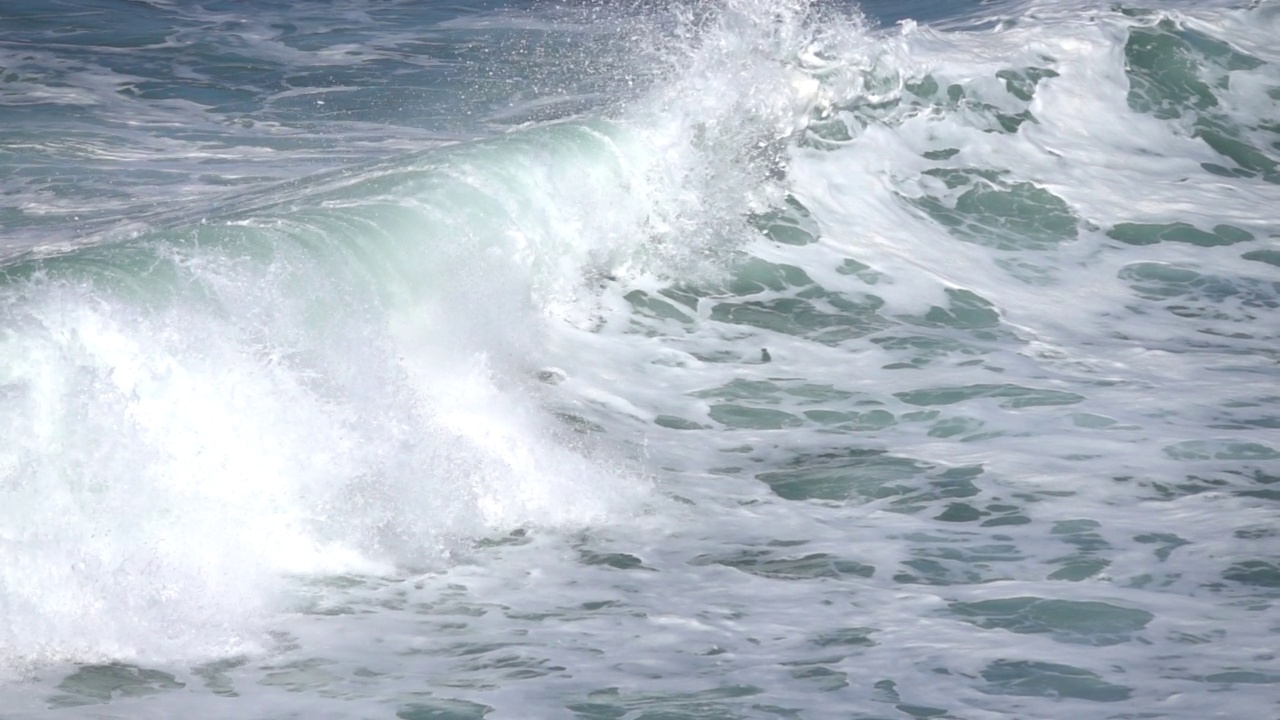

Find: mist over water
<box><xmin>2</xmin><ymin>0</ymin><xmax>1278</xmax><ymax>717</ymax></box>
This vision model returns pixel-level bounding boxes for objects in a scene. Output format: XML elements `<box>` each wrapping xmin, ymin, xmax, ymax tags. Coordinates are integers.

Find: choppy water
<box><xmin>2</xmin><ymin>0</ymin><xmax>1279</xmax><ymax>717</ymax></box>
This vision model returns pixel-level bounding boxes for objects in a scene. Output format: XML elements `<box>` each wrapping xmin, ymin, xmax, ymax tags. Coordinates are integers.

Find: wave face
<box><xmin>2</xmin><ymin>0</ymin><xmax>1279</xmax><ymax>717</ymax></box>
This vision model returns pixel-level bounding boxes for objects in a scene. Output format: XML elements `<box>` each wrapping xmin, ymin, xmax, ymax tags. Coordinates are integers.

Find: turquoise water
<box><xmin>2</xmin><ymin>1</ymin><xmax>1278</xmax><ymax>718</ymax></box>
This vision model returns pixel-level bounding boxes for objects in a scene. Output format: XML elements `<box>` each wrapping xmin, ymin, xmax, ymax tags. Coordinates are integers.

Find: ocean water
<box><xmin>2</xmin><ymin>0</ymin><xmax>1278</xmax><ymax>717</ymax></box>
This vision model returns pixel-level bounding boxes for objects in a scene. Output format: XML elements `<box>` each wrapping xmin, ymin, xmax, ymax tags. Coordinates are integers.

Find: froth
<box><xmin>0</xmin><ymin>221</ymin><xmax>648</xmax><ymax>668</ymax></box>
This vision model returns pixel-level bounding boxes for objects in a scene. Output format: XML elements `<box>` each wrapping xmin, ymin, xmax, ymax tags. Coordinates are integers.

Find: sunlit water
<box><xmin>2</xmin><ymin>1</ymin><xmax>1278</xmax><ymax>718</ymax></box>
